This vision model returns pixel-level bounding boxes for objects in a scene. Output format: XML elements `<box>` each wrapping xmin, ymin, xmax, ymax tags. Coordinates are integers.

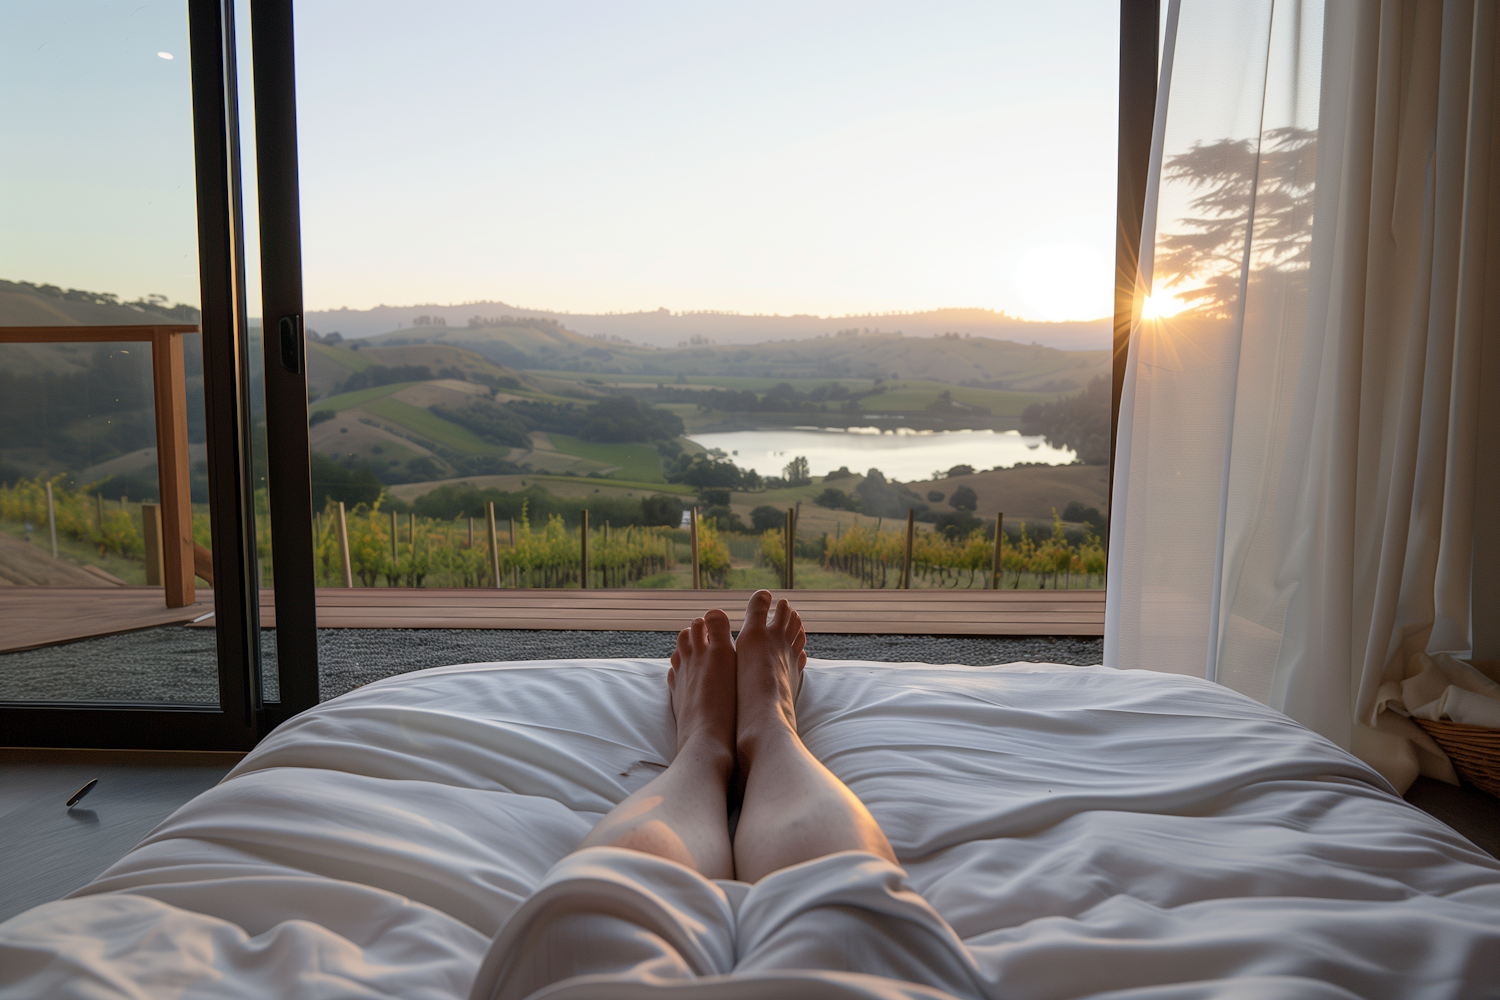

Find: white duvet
<box><xmin>2</xmin><ymin>659</ymin><xmax>1498</xmax><ymax>999</ymax></box>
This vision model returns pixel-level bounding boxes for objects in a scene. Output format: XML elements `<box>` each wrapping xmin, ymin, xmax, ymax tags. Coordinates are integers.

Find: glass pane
<box><xmin>292</xmin><ymin>3</ymin><xmax>1114</xmax><ymax>645</ymax></box>
<box><xmin>233</xmin><ymin>0</ymin><xmax>278</xmax><ymax>704</ymax></box>
<box><xmin>0</xmin><ymin>2</ymin><xmax>229</xmax><ymax>704</ymax></box>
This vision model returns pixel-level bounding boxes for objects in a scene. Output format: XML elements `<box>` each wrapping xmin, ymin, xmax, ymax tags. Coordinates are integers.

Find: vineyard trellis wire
<box><xmin>821</xmin><ymin>510</ymin><xmax>1104</xmax><ymax>589</ymax></box>
<box><xmin>2</xmin><ymin>474</ymin><xmax>1102</xmax><ymax>591</ymax></box>
<box><xmin>312</xmin><ymin>498</ymin><xmax>733</xmax><ymax>589</ymax></box>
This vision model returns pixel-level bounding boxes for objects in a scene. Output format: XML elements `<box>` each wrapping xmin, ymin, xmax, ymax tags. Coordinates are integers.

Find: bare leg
<box><xmin>733</xmin><ymin>591</ymin><xmax>896</xmax><ymax>884</ymax></box>
<box><xmin>575</xmin><ymin>610</ymin><xmax>737</xmax><ymax>880</ymax></box>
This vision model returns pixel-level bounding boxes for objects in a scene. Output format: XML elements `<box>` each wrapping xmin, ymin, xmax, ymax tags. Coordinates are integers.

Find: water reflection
<box><xmin>687</xmin><ymin>427</ymin><xmax>1076</xmax><ymax>481</ymax></box>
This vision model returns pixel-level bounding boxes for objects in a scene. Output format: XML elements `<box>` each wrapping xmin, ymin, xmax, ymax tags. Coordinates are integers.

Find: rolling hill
<box><xmin>363</xmin><ymin>322</ymin><xmax>1108</xmax><ymax>390</ymax></box>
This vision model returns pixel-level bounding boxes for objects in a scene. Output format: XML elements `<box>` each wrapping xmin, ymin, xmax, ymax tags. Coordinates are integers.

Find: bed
<box><xmin>2</xmin><ymin>657</ymin><xmax>1498</xmax><ymax>999</ymax></box>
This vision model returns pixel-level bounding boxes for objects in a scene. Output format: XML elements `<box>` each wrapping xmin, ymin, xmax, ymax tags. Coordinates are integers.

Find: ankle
<box><xmin>678</xmin><ymin>731</ymin><xmax>736</xmax><ymax>779</ymax></box>
<box><xmin>735</xmin><ymin>711</ymin><xmax>798</xmax><ymax>769</ymax></box>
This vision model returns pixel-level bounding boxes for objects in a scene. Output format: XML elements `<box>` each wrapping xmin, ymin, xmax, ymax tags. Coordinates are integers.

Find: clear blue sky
<box><xmin>3</xmin><ymin>2</ymin><xmax>1119</xmax><ymax>323</ymax></box>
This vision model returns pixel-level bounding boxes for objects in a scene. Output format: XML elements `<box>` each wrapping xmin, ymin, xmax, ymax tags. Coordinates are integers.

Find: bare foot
<box><xmin>734</xmin><ymin>590</ymin><xmax>807</xmax><ymax>763</ymax></box>
<box><xmin>668</xmin><ymin>609</ymin><xmax>737</xmax><ymax>775</ymax></box>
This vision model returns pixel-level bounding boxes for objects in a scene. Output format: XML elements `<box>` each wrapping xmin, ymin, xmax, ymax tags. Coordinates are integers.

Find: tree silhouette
<box><xmin>1155</xmin><ymin>126</ymin><xmax>1316</xmax><ymax>319</ymax></box>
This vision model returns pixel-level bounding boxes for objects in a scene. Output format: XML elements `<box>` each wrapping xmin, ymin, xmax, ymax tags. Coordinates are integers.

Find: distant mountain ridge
<box><xmin>307</xmin><ymin>302</ymin><xmax>1109</xmax><ymax>352</ymax></box>
<box><xmin>362</xmin><ymin>321</ymin><xmax>1108</xmax><ymax>390</ymax></box>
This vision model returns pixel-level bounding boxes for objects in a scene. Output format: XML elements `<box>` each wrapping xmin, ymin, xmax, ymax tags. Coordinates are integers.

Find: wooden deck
<box><xmin>0</xmin><ymin>588</ymin><xmax>214</xmax><ymax>654</ymax></box>
<box><xmin>1</xmin><ymin>587</ymin><xmax>1104</xmax><ymax>654</ymax></box>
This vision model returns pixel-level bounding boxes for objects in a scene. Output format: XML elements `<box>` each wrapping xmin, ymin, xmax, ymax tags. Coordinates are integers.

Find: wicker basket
<box><xmin>1414</xmin><ymin>717</ymin><xmax>1500</xmax><ymax>798</ymax></box>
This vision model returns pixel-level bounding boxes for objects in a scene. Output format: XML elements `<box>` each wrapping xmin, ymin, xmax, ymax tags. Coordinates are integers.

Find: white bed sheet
<box><xmin>2</xmin><ymin>659</ymin><xmax>1498</xmax><ymax>999</ymax></box>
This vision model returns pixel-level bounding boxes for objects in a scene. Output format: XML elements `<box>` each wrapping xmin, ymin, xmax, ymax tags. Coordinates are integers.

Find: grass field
<box><xmin>308</xmin><ymin>340</ymin><xmax>372</xmax><ymax>372</ymax></box>
<box><xmin>547</xmin><ymin>434</ymin><xmax>665</xmax><ymax>482</ymax></box>
<box><xmin>316</xmin><ymin>382</ymin><xmax>413</xmax><ymax>412</ymax></box>
<box><xmin>362</xmin><ymin>398</ymin><xmax>505</xmax><ymax>455</ymax></box>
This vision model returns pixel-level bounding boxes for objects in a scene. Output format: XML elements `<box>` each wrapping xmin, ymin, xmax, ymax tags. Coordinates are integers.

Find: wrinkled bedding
<box><xmin>2</xmin><ymin>659</ymin><xmax>1498</xmax><ymax>999</ymax></box>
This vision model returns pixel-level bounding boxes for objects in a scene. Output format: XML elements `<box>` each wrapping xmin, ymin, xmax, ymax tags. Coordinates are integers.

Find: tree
<box><xmin>750</xmin><ymin>505</ymin><xmax>784</xmax><ymax>533</ymax></box>
<box><xmin>310</xmin><ymin>452</ymin><xmax>384</xmax><ymax>509</ymax></box>
<box><xmin>670</xmin><ymin>454</ymin><xmax>743</xmax><ymax>489</ymax></box>
<box><xmin>1019</xmin><ymin>375</ymin><xmax>1110</xmax><ymax>465</ymax></box>
<box><xmin>579</xmin><ymin>396</ymin><xmax>684</xmax><ymax>443</ymax></box>
<box><xmin>814</xmin><ymin>488</ymin><xmax>859</xmax><ymax>511</ymax></box>
<box><xmin>641</xmin><ymin>494</ymin><xmax>684</xmax><ymax>526</ymax></box>
<box><xmin>783</xmin><ymin>455</ymin><xmax>811</xmax><ymax>486</ymax></box>
<box><xmin>946</xmin><ymin>465</ymin><xmax>974</xmax><ymax>478</ymax></box>
<box><xmin>1155</xmin><ymin>127</ymin><xmax>1316</xmax><ymax>318</ymax></box>
<box><xmin>855</xmin><ymin>468</ymin><xmax>929</xmax><ymax>519</ymax></box>
<box><xmin>948</xmin><ymin>485</ymin><xmax>978</xmax><ymax>511</ymax></box>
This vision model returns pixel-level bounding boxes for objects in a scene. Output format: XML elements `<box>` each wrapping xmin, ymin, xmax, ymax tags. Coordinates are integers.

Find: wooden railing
<box><xmin>0</xmin><ymin>325</ymin><xmax>200</xmax><ymax>608</ymax></box>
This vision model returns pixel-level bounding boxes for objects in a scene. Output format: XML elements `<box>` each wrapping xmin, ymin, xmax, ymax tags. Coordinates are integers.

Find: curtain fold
<box><xmin>1106</xmin><ymin>0</ymin><xmax>1497</xmax><ymax>791</ymax></box>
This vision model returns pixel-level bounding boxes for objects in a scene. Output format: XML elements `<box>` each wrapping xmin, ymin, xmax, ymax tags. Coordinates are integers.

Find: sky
<box><xmin>2</xmin><ymin>1</ymin><xmax>1120</xmax><ymax>324</ymax></box>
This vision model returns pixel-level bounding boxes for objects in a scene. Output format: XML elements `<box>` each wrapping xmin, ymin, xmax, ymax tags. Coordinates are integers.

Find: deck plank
<box><xmin>1</xmin><ymin>587</ymin><xmax>1103</xmax><ymax>653</ymax></box>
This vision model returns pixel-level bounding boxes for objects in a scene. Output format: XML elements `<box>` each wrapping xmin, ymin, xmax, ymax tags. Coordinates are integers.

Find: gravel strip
<box><xmin>1</xmin><ymin>628</ymin><xmax>1103</xmax><ymax>704</ymax></box>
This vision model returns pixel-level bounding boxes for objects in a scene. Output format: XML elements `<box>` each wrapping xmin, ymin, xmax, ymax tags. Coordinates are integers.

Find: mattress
<box><xmin>2</xmin><ymin>658</ymin><xmax>1498</xmax><ymax>999</ymax></box>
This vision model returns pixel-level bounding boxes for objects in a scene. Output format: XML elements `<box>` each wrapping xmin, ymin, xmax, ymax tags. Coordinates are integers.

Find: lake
<box><xmin>686</xmin><ymin>427</ymin><xmax>1077</xmax><ymax>481</ymax></box>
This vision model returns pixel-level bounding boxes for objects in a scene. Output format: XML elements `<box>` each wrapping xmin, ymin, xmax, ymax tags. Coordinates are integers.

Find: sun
<box><xmin>1141</xmin><ymin>293</ymin><xmax>1185</xmax><ymax>319</ymax></box>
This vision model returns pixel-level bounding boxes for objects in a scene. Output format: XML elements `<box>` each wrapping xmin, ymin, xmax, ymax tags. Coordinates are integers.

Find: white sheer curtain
<box><xmin>1106</xmin><ymin>0</ymin><xmax>1498</xmax><ymax>791</ymax></box>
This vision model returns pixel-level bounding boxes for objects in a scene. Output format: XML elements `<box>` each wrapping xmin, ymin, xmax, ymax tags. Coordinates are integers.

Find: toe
<box><xmin>744</xmin><ymin>590</ymin><xmax>773</xmax><ymax>630</ymax></box>
<box><xmin>771</xmin><ymin>598</ymin><xmax>792</xmax><ymax>635</ymax></box>
<box><xmin>690</xmin><ymin>616</ymin><xmax>707</xmax><ymax>648</ymax></box>
<box><xmin>704</xmin><ymin>608</ymin><xmax>732</xmax><ymax>646</ymax></box>
<box><xmin>676</xmin><ymin>628</ymin><xmax>692</xmax><ymax>658</ymax></box>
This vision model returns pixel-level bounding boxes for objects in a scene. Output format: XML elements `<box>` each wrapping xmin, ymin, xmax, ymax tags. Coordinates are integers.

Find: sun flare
<box><xmin>1141</xmin><ymin>294</ymin><xmax>1184</xmax><ymax>319</ymax></box>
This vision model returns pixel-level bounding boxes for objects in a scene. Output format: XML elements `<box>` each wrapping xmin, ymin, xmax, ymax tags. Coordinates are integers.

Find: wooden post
<box><xmin>151</xmin><ymin>328</ymin><xmax>194</xmax><ymax>608</ymax></box>
<box><xmin>992</xmin><ymin>512</ymin><xmax>1004</xmax><ymax>589</ymax></box>
<box><xmin>45</xmin><ymin>481</ymin><xmax>58</xmax><ymax>558</ymax></box>
<box><xmin>902</xmin><ymin>509</ymin><xmax>915</xmax><ymax>589</ymax></box>
<box><xmin>580</xmin><ymin>509</ymin><xmax>590</xmax><ymax>589</ymax></box>
<box><xmin>391</xmin><ymin>510</ymin><xmax>399</xmax><ymax>568</ymax></box>
<box><xmin>487</xmin><ymin>502</ymin><xmax>501</xmax><ymax>588</ymax></box>
<box><xmin>96</xmin><ymin>492</ymin><xmax>104</xmax><ymax>530</ymax></box>
<box><xmin>785</xmin><ymin>507</ymin><xmax>796</xmax><ymax>590</ymax></box>
<box><xmin>690</xmin><ymin>507</ymin><xmax>701</xmax><ymax>589</ymax></box>
<box><xmin>468</xmin><ymin>516</ymin><xmax>474</xmax><ymax>549</ymax></box>
<box><xmin>409</xmin><ymin>512</ymin><xmax>415</xmax><ymax>555</ymax></box>
<box><xmin>141</xmin><ymin>503</ymin><xmax>164</xmax><ymax>585</ymax></box>
<box><xmin>337</xmin><ymin>501</ymin><xmax>353</xmax><ymax>587</ymax></box>
<box><xmin>509</xmin><ymin>517</ymin><xmax>517</xmax><ymax>587</ymax></box>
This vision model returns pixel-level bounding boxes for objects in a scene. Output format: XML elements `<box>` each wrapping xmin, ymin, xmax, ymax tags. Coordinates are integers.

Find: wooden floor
<box><xmin>0</xmin><ymin>587</ymin><xmax>1104</xmax><ymax>654</ymax></box>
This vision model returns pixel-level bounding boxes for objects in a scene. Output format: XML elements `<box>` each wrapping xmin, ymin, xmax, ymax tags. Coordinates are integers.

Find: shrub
<box><xmin>641</xmin><ymin>494</ymin><xmax>684</xmax><ymax>526</ymax></box>
<box><xmin>814</xmin><ymin>488</ymin><xmax>859</xmax><ymax>511</ymax></box>
<box><xmin>948</xmin><ymin>485</ymin><xmax>978</xmax><ymax>511</ymax></box>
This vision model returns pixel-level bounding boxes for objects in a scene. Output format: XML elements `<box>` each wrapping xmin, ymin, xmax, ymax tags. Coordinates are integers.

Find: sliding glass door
<box><xmin>0</xmin><ymin>0</ymin><xmax>306</xmax><ymax>749</ymax></box>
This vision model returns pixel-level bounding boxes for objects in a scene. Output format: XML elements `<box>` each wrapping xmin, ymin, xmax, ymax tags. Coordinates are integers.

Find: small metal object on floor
<box><xmin>65</xmin><ymin>779</ymin><xmax>98</xmax><ymax>809</ymax></box>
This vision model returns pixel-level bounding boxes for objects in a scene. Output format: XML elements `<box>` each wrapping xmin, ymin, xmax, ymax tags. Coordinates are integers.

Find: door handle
<box><xmin>278</xmin><ymin>315</ymin><xmax>303</xmax><ymax>374</ymax></box>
